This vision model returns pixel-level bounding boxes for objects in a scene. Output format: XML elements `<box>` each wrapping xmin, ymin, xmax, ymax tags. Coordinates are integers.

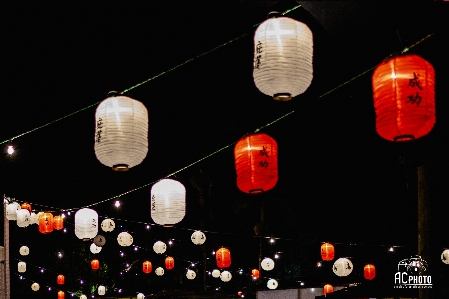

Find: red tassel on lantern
<box><xmin>53</xmin><ymin>216</ymin><xmax>64</xmax><ymax>230</ymax></box>
<box><xmin>216</xmin><ymin>247</ymin><xmax>231</xmax><ymax>268</ymax></box>
<box><xmin>372</xmin><ymin>54</ymin><xmax>435</xmax><ymax>142</ymax></box>
<box><xmin>58</xmin><ymin>290</ymin><xmax>65</xmax><ymax>299</ymax></box>
<box><xmin>234</xmin><ymin>133</ymin><xmax>278</xmax><ymax>194</ymax></box>
<box><xmin>20</xmin><ymin>202</ymin><xmax>32</xmax><ymax>214</ymax></box>
<box><xmin>56</xmin><ymin>274</ymin><xmax>64</xmax><ymax>285</ymax></box>
<box><xmin>323</xmin><ymin>284</ymin><xmax>334</xmax><ymax>296</ymax></box>
<box><xmin>364</xmin><ymin>264</ymin><xmax>376</xmax><ymax>280</ymax></box>
<box><xmin>39</xmin><ymin>213</ymin><xmax>54</xmax><ymax>234</ymax></box>
<box><xmin>91</xmin><ymin>259</ymin><xmax>100</xmax><ymax>270</ymax></box>
<box><xmin>165</xmin><ymin>256</ymin><xmax>174</xmax><ymax>270</ymax></box>
<box><xmin>251</xmin><ymin>269</ymin><xmax>260</xmax><ymax>280</ymax></box>
<box><xmin>143</xmin><ymin>261</ymin><xmax>152</xmax><ymax>274</ymax></box>
<box><xmin>321</xmin><ymin>243</ymin><xmax>334</xmax><ymax>261</ymax></box>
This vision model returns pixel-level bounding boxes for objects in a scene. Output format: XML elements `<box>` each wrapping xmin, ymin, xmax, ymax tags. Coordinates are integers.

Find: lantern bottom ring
<box><xmin>113</xmin><ymin>164</ymin><xmax>129</xmax><ymax>171</ymax></box>
<box><xmin>273</xmin><ymin>93</ymin><xmax>292</xmax><ymax>101</ymax></box>
<box><xmin>83</xmin><ymin>238</ymin><xmax>91</xmax><ymax>242</ymax></box>
<box><xmin>393</xmin><ymin>135</ymin><xmax>414</xmax><ymax>142</ymax></box>
<box><xmin>163</xmin><ymin>224</ymin><xmax>174</xmax><ymax>228</ymax></box>
<box><xmin>249</xmin><ymin>188</ymin><xmax>264</xmax><ymax>194</ymax></box>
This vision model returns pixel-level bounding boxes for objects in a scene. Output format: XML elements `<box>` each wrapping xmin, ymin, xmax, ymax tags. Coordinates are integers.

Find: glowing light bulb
<box><xmin>389</xmin><ymin>247</ymin><xmax>394</xmax><ymax>252</ymax></box>
<box><xmin>7</xmin><ymin>145</ymin><xmax>14</xmax><ymax>155</ymax></box>
<box><xmin>317</xmin><ymin>262</ymin><xmax>321</xmax><ymax>267</ymax></box>
<box><xmin>270</xmin><ymin>238</ymin><xmax>275</xmax><ymax>243</ymax></box>
<box><xmin>115</xmin><ymin>200</ymin><xmax>121</xmax><ymax>207</ymax></box>
<box><xmin>168</xmin><ymin>240</ymin><xmax>173</xmax><ymax>245</ymax></box>
<box><xmin>146</xmin><ymin>224</ymin><xmax>150</xmax><ymax>229</ymax></box>
<box><xmin>274</xmin><ymin>254</ymin><xmax>279</xmax><ymax>259</ymax></box>
<box><xmin>57</xmin><ymin>252</ymin><xmax>63</xmax><ymax>258</ymax></box>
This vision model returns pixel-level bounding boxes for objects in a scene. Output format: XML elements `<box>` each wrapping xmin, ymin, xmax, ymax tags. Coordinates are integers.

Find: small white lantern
<box><xmin>98</xmin><ymin>285</ymin><xmax>106</xmax><ymax>295</ymax></box>
<box><xmin>75</xmin><ymin>208</ymin><xmax>98</xmax><ymax>240</ymax></box>
<box><xmin>151</xmin><ymin>179</ymin><xmax>186</xmax><ymax>226</ymax></box>
<box><xmin>186</xmin><ymin>269</ymin><xmax>196</xmax><ymax>280</ymax></box>
<box><xmin>137</xmin><ymin>293</ymin><xmax>145</xmax><ymax>299</ymax></box>
<box><xmin>155</xmin><ymin>267</ymin><xmax>164</xmax><ymax>276</ymax></box>
<box><xmin>212</xmin><ymin>269</ymin><xmax>220</xmax><ymax>278</ymax></box>
<box><xmin>80</xmin><ymin>295</ymin><xmax>87</xmax><ymax>299</ymax></box>
<box><xmin>31</xmin><ymin>282</ymin><xmax>40</xmax><ymax>291</ymax></box>
<box><xmin>441</xmin><ymin>249</ymin><xmax>449</xmax><ymax>264</ymax></box>
<box><xmin>16</xmin><ymin>209</ymin><xmax>31</xmax><ymax>228</ymax></box>
<box><xmin>117</xmin><ymin>232</ymin><xmax>133</xmax><ymax>246</ymax></box>
<box><xmin>18</xmin><ymin>261</ymin><xmax>26</xmax><ymax>273</ymax></box>
<box><xmin>267</xmin><ymin>279</ymin><xmax>278</xmax><ymax>289</ymax></box>
<box><xmin>90</xmin><ymin>243</ymin><xmax>102</xmax><ymax>254</ymax></box>
<box><xmin>191</xmin><ymin>230</ymin><xmax>206</xmax><ymax>245</ymax></box>
<box><xmin>101</xmin><ymin>218</ymin><xmax>115</xmax><ymax>232</ymax></box>
<box><xmin>261</xmin><ymin>257</ymin><xmax>275</xmax><ymax>271</ymax></box>
<box><xmin>6</xmin><ymin>202</ymin><xmax>21</xmax><ymax>220</ymax></box>
<box><xmin>29</xmin><ymin>212</ymin><xmax>39</xmax><ymax>225</ymax></box>
<box><xmin>153</xmin><ymin>241</ymin><xmax>167</xmax><ymax>254</ymax></box>
<box><xmin>220</xmin><ymin>270</ymin><xmax>232</xmax><ymax>282</ymax></box>
<box><xmin>94</xmin><ymin>95</ymin><xmax>148</xmax><ymax>171</ymax></box>
<box><xmin>19</xmin><ymin>246</ymin><xmax>29</xmax><ymax>256</ymax></box>
<box><xmin>253</xmin><ymin>16</ymin><xmax>313</xmax><ymax>101</ymax></box>
<box><xmin>333</xmin><ymin>257</ymin><xmax>353</xmax><ymax>277</ymax></box>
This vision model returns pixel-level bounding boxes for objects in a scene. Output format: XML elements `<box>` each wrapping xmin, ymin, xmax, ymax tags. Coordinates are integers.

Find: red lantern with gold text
<box><xmin>364</xmin><ymin>264</ymin><xmax>376</xmax><ymax>280</ymax></box>
<box><xmin>372</xmin><ymin>54</ymin><xmax>435</xmax><ymax>142</ymax></box>
<box><xmin>323</xmin><ymin>284</ymin><xmax>333</xmax><ymax>297</ymax></box>
<box><xmin>39</xmin><ymin>213</ymin><xmax>54</xmax><ymax>234</ymax></box>
<box><xmin>251</xmin><ymin>269</ymin><xmax>260</xmax><ymax>280</ymax></box>
<box><xmin>216</xmin><ymin>247</ymin><xmax>231</xmax><ymax>268</ymax></box>
<box><xmin>234</xmin><ymin>133</ymin><xmax>278</xmax><ymax>194</ymax></box>
<box><xmin>21</xmin><ymin>202</ymin><xmax>32</xmax><ymax>214</ymax></box>
<box><xmin>143</xmin><ymin>261</ymin><xmax>152</xmax><ymax>274</ymax></box>
<box><xmin>321</xmin><ymin>243</ymin><xmax>334</xmax><ymax>261</ymax></box>
<box><xmin>53</xmin><ymin>216</ymin><xmax>64</xmax><ymax>230</ymax></box>
<box><xmin>56</xmin><ymin>274</ymin><xmax>64</xmax><ymax>285</ymax></box>
<box><xmin>58</xmin><ymin>290</ymin><xmax>65</xmax><ymax>299</ymax></box>
<box><xmin>91</xmin><ymin>259</ymin><xmax>100</xmax><ymax>270</ymax></box>
<box><xmin>165</xmin><ymin>256</ymin><xmax>174</xmax><ymax>270</ymax></box>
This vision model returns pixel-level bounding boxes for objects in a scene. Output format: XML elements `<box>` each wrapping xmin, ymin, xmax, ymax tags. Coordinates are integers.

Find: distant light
<box><xmin>126</xmin><ymin>263</ymin><xmax>130</xmax><ymax>268</ymax></box>
<box><xmin>212</xmin><ymin>251</ymin><xmax>215</xmax><ymax>255</ymax></box>
<box><xmin>120</xmin><ymin>252</ymin><xmax>124</xmax><ymax>257</ymax></box>
<box><xmin>311</xmin><ymin>288</ymin><xmax>314</xmax><ymax>292</ymax></box>
<box><xmin>61</xmin><ymin>213</ymin><xmax>66</xmax><ymax>218</ymax></box>
<box><xmin>71</xmin><ymin>294</ymin><xmax>74</xmax><ymax>297</ymax></box>
<box><xmin>63</xmin><ymin>228</ymin><xmax>67</xmax><ymax>233</ymax></box>
<box><xmin>67</xmin><ymin>211</ymin><xmax>71</xmax><ymax>216</ymax></box>
<box><xmin>146</xmin><ymin>224</ymin><xmax>150</xmax><ymax>229</ymax></box>
<box><xmin>300</xmin><ymin>282</ymin><xmax>304</xmax><ymax>286</ymax></box>
<box><xmin>191</xmin><ymin>263</ymin><xmax>195</xmax><ymax>267</ymax></box>
<box><xmin>114</xmin><ymin>200</ymin><xmax>121</xmax><ymax>207</ymax></box>
<box><xmin>118</xmin><ymin>289</ymin><xmax>122</xmax><ymax>293</ymax></box>
<box><xmin>270</xmin><ymin>238</ymin><xmax>275</xmax><ymax>243</ymax></box>
<box><xmin>40</xmin><ymin>268</ymin><xmax>44</xmax><ymax>273</ymax></box>
<box><xmin>274</xmin><ymin>254</ymin><xmax>279</xmax><ymax>259</ymax></box>
<box><xmin>317</xmin><ymin>262</ymin><xmax>321</xmax><ymax>267</ymax></box>
<box><xmin>80</xmin><ymin>280</ymin><xmax>84</xmax><ymax>284</ymax></box>
<box><xmin>7</xmin><ymin>145</ymin><xmax>14</xmax><ymax>155</ymax></box>
<box><xmin>215</xmin><ymin>288</ymin><xmax>219</xmax><ymax>291</ymax></box>
<box><xmin>48</xmin><ymin>287</ymin><xmax>52</xmax><ymax>291</ymax></box>
<box><xmin>120</xmin><ymin>272</ymin><xmax>123</xmax><ymax>275</ymax></box>
<box><xmin>134</xmin><ymin>246</ymin><xmax>138</xmax><ymax>251</ymax></box>
<box><xmin>19</xmin><ymin>276</ymin><xmax>23</xmax><ymax>280</ymax></box>
<box><xmin>168</xmin><ymin>240</ymin><xmax>173</xmax><ymax>245</ymax></box>
<box><xmin>389</xmin><ymin>247</ymin><xmax>394</xmax><ymax>252</ymax></box>
<box><xmin>57</xmin><ymin>252</ymin><xmax>63</xmax><ymax>258</ymax></box>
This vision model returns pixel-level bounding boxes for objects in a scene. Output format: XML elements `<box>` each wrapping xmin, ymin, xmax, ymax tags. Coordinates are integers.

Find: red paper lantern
<box><xmin>216</xmin><ymin>247</ymin><xmax>231</xmax><ymax>268</ymax></box>
<box><xmin>53</xmin><ymin>216</ymin><xmax>64</xmax><ymax>230</ymax></box>
<box><xmin>323</xmin><ymin>284</ymin><xmax>334</xmax><ymax>296</ymax></box>
<box><xmin>56</xmin><ymin>274</ymin><xmax>64</xmax><ymax>285</ymax></box>
<box><xmin>39</xmin><ymin>213</ymin><xmax>54</xmax><ymax>234</ymax></box>
<box><xmin>364</xmin><ymin>264</ymin><xmax>376</xmax><ymax>280</ymax></box>
<box><xmin>165</xmin><ymin>256</ymin><xmax>174</xmax><ymax>270</ymax></box>
<box><xmin>234</xmin><ymin>133</ymin><xmax>278</xmax><ymax>194</ymax></box>
<box><xmin>372</xmin><ymin>54</ymin><xmax>435</xmax><ymax>142</ymax></box>
<box><xmin>91</xmin><ymin>259</ymin><xmax>100</xmax><ymax>270</ymax></box>
<box><xmin>237</xmin><ymin>291</ymin><xmax>243</xmax><ymax>296</ymax></box>
<box><xmin>321</xmin><ymin>243</ymin><xmax>334</xmax><ymax>261</ymax></box>
<box><xmin>251</xmin><ymin>269</ymin><xmax>260</xmax><ymax>280</ymax></box>
<box><xmin>20</xmin><ymin>202</ymin><xmax>32</xmax><ymax>214</ymax></box>
<box><xmin>143</xmin><ymin>261</ymin><xmax>152</xmax><ymax>274</ymax></box>
<box><xmin>58</xmin><ymin>290</ymin><xmax>65</xmax><ymax>299</ymax></box>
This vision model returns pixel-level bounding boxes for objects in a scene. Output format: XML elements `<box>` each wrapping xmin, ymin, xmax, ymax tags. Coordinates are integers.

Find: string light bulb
<box><xmin>7</xmin><ymin>144</ymin><xmax>14</xmax><ymax>155</ymax></box>
<box><xmin>114</xmin><ymin>200</ymin><xmax>121</xmax><ymax>208</ymax></box>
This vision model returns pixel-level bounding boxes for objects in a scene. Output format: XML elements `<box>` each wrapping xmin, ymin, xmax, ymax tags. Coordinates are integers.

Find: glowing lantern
<box><xmin>94</xmin><ymin>234</ymin><xmax>106</xmax><ymax>247</ymax></box>
<box><xmin>143</xmin><ymin>261</ymin><xmax>152</xmax><ymax>274</ymax></box>
<box><xmin>441</xmin><ymin>249</ymin><xmax>449</xmax><ymax>264</ymax></box>
<box><xmin>212</xmin><ymin>269</ymin><xmax>220</xmax><ymax>278</ymax></box>
<box><xmin>191</xmin><ymin>230</ymin><xmax>206</xmax><ymax>245</ymax></box>
<box><xmin>18</xmin><ymin>261</ymin><xmax>26</xmax><ymax>273</ymax></box>
<box><xmin>117</xmin><ymin>232</ymin><xmax>133</xmax><ymax>246</ymax></box>
<box><xmin>56</xmin><ymin>274</ymin><xmax>64</xmax><ymax>285</ymax></box>
<box><xmin>372</xmin><ymin>54</ymin><xmax>435</xmax><ymax>142</ymax></box>
<box><xmin>216</xmin><ymin>247</ymin><xmax>231</xmax><ymax>268</ymax></box>
<box><xmin>31</xmin><ymin>282</ymin><xmax>40</xmax><ymax>291</ymax></box>
<box><xmin>251</xmin><ymin>269</ymin><xmax>260</xmax><ymax>279</ymax></box>
<box><xmin>324</xmin><ymin>284</ymin><xmax>334</xmax><ymax>296</ymax></box>
<box><xmin>153</xmin><ymin>241</ymin><xmax>167</xmax><ymax>254</ymax></box>
<box><xmin>137</xmin><ymin>293</ymin><xmax>145</xmax><ymax>299</ymax></box>
<box><xmin>91</xmin><ymin>259</ymin><xmax>100</xmax><ymax>270</ymax></box>
<box><xmin>238</xmin><ymin>291</ymin><xmax>243</xmax><ymax>296</ymax></box>
<box><xmin>234</xmin><ymin>133</ymin><xmax>278</xmax><ymax>193</ymax></box>
<box><xmin>333</xmin><ymin>258</ymin><xmax>353</xmax><ymax>277</ymax></box>
<box><xmin>20</xmin><ymin>202</ymin><xmax>32</xmax><ymax>214</ymax></box>
<box><xmin>58</xmin><ymin>291</ymin><xmax>65</xmax><ymax>299</ymax></box>
<box><xmin>38</xmin><ymin>213</ymin><xmax>54</xmax><ymax>234</ymax></box>
<box><xmin>267</xmin><ymin>279</ymin><xmax>278</xmax><ymax>289</ymax></box>
<box><xmin>101</xmin><ymin>218</ymin><xmax>115</xmax><ymax>232</ymax></box>
<box><xmin>75</xmin><ymin>208</ymin><xmax>98</xmax><ymax>240</ymax></box>
<box><xmin>98</xmin><ymin>285</ymin><xmax>106</xmax><ymax>295</ymax></box>
<box><xmin>94</xmin><ymin>95</ymin><xmax>148</xmax><ymax>171</ymax></box>
<box><xmin>253</xmin><ymin>16</ymin><xmax>313</xmax><ymax>101</ymax></box>
<box><xmin>321</xmin><ymin>243</ymin><xmax>335</xmax><ymax>261</ymax></box>
<box><xmin>261</xmin><ymin>257</ymin><xmax>275</xmax><ymax>271</ymax></box>
<box><xmin>220</xmin><ymin>270</ymin><xmax>232</xmax><ymax>282</ymax></box>
<box><xmin>6</xmin><ymin>202</ymin><xmax>21</xmax><ymax>220</ymax></box>
<box><xmin>155</xmin><ymin>267</ymin><xmax>164</xmax><ymax>276</ymax></box>
<box><xmin>364</xmin><ymin>264</ymin><xmax>376</xmax><ymax>280</ymax></box>
<box><xmin>29</xmin><ymin>212</ymin><xmax>39</xmax><ymax>225</ymax></box>
<box><xmin>53</xmin><ymin>216</ymin><xmax>64</xmax><ymax>230</ymax></box>
<box><xmin>151</xmin><ymin>178</ymin><xmax>186</xmax><ymax>226</ymax></box>
<box><xmin>165</xmin><ymin>256</ymin><xmax>175</xmax><ymax>270</ymax></box>
<box><xmin>16</xmin><ymin>209</ymin><xmax>31</xmax><ymax>228</ymax></box>
<box><xmin>19</xmin><ymin>246</ymin><xmax>29</xmax><ymax>256</ymax></box>
<box><xmin>90</xmin><ymin>243</ymin><xmax>102</xmax><ymax>254</ymax></box>
<box><xmin>186</xmin><ymin>269</ymin><xmax>196</xmax><ymax>280</ymax></box>
<box><xmin>80</xmin><ymin>295</ymin><xmax>87</xmax><ymax>299</ymax></box>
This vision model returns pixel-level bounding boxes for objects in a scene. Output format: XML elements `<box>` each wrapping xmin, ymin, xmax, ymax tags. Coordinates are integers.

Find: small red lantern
<box><xmin>53</xmin><ymin>216</ymin><xmax>64</xmax><ymax>230</ymax></box>
<box><xmin>251</xmin><ymin>269</ymin><xmax>260</xmax><ymax>280</ymax></box>
<box><xmin>321</xmin><ymin>243</ymin><xmax>334</xmax><ymax>261</ymax></box>
<box><xmin>372</xmin><ymin>54</ymin><xmax>435</xmax><ymax>142</ymax></box>
<box><xmin>364</xmin><ymin>264</ymin><xmax>376</xmax><ymax>280</ymax></box>
<box><xmin>56</xmin><ymin>274</ymin><xmax>64</xmax><ymax>285</ymax></box>
<box><xmin>91</xmin><ymin>259</ymin><xmax>100</xmax><ymax>270</ymax></box>
<box><xmin>323</xmin><ymin>284</ymin><xmax>334</xmax><ymax>296</ymax></box>
<box><xmin>237</xmin><ymin>291</ymin><xmax>243</xmax><ymax>296</ymax></box>
<box><xmin>39</xmin><ymin>212</ymin><xmax>54</xmax><ymax>234</ymax></box>
<box><xmin>216</xmin><ymin>247</ymin><xmax>231</xmax><ymax>268</ymax></box>
<box><xmin>58</xmin><ymin>290</ymin><xmax>65</xmax><ymax>299</ymax></box>
<box><xmin>20</xmin><ymin>202</ymin><xmax>32</xmax><ymax>214</ymax></box>
<box><xmin>143</xmin><ymin>261</ymin><xmax>152</xmax><ymax>274</ymax></box>
<box><xmin>165</xmin><ymin>256</ymin><xmax>174</xmax><ymax>270</ymax></box>
<box><xmin>234</xmin><ymin>133</ymin><xmax>278</xmax><ymax>193</ymax></box>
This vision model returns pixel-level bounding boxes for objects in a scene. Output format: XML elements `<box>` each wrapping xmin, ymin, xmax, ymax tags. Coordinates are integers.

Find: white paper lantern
<box><xmin>117</xmin><ymin>232</ymin><xmax>133</xmax><ymax>246</ymax></box>
<box><xmin>101</xmin><ymin>218</ymin><xmax>115</xmax><ymax>232</ymax></box>
<box><xmin>31</xmin><ymin>282</ymin><xmax>40</xmax><ymax>291</ymax></box>
<box><xmin>261</xmin><ymin>257</ymin><xmax>275</xmax><ymax>271</ymax></box>
<box><xmin>155</xmin><ymin>267</ymin><xmax>164</xmax><ymax>276</ymax></box>
<box><xmin>90</xmin><ymin>243</ymin><xmax>102</xmax><ymax>254</ymax></box>
<box><xmin>212</xmin><ymin>269</ymin><xmax>220</xmax><ymax>278</ymax></box>
<box><xmin>333</xmin><ymin>257</ymin><xmax>353</xmax><ymax>277</ymax></box>
<box><xmin>29</xmin><ymin>212</ymin><xmax>39</xmax><ymax>225</ymax></box>
<box><xmin>253</xmin><ymin>16</ymin><xmax>313</xmax><ymax>101</ymax></box>
<box><xmin>151</xmin><ymin>179</ymin><xmax>186</xmax><ymax>226</ymax></box>
<box><xmin>220</xmin><ymin>270</ymin><xmax>232</xmax><ymax>282</ymax></box>
<box><xmin>137</xmin><ymin>293</ymin><xmax>145</xmax><ymax>299</ymax></box>
<box><xmin>80</xmin><ymin>295</ymin><xmax>87</xmax><ymax>299</ymax></box>
<box><xmin>153</xmin><ymin>241</ymin><xmax>167</xmax><ymax>254</ymax></box>
<box><xmin>18</xmin><ymin>261</ymin><xmax>26</xmax><ymax>273</ymax></box>
<box><xmin>16</xmin><ymin>209</ymin><xmax>31</xmax><ymax>228</ymax></box>
<box><xmin>98</xmin><ymin>285</ymin><xmax>106</xmax><ymax>295</ymax></box>
<box><xmin>6</xmin><ymin>202</ymin><xmax>21</xmax><ymax>220</ymax></box>
<box><xmin>191</xmin><ymin>230</ymin><xmax>206</xmax><ymax>245</ymax></box>
<box><xmin>186</xmin><ymin>269</ymin><xmax>196</xmax><ymax>280</ymax></box>
<box><xmin>19</xmin><ymin>246</ymin><xmax>29</xmax><ymax>256</ymax></box>
<box><xmin>267</xmin><ymin>279</ymin><xmax>278</xmax><ymax>289</ymax></box>
<box><xmin>75</xmin><ymin>208</ymin><xmax>98</xmax><ymax>240</ymax></box>
<box><xmin>441</xmin><ymin>249</ymin><xmax>449</xmax><ymax>264</ymax></box>
<box><xmin>94</xmin><ymin>95</ymin><xmax>148</xmax><ymax>171</ymax></box>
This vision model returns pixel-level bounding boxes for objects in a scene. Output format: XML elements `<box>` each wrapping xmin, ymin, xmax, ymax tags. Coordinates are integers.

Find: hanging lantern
<box><xmin>19</xmin><ymin>246</ymin><xmax>29</xmax><ymax>256</ymax></box>
<box><xmin>153</xmin><ymin>241</ymin><xmax>167</xmax><ymax>254</ymax></box>
<box><xmin>191</xmin><ymin>230</ymin><xmax>206</xmax><ymax>245</ymax></box>
<box><xmin>143</xmin><ymin>261</ymin><xmax>152</xmax><ymax>274</ymax></box>
<box><xmin>90</xmin><ymin>243</ymin><xmax>102</xmax><ymax>254</ymax></box>
<box><xmin>18</xmin><ymin>261</ymin><xmax>26</xmax><ymax>273</ymax></box>
<box><xmin>38</xmin><ymin>212</ymin><xmax>54</xmax><ymax>234</ymax></box>
<box><xmin>364</xmin><ymin>264</ymin><xmax>376</xmax><ymax>280</ymax></box>
<box><xmin>234</xmin><ymin>133</ymin><xmax>278</xmax><ymax>193</ymax></box>
<box><xmin>58</xmin><ymin>290</ymin><xmax>65</xmax><ymax>299</ymax></box>
<box><xmin>137</xmin><ymin>293</ymin><xmax>145</xmax><ymax>299</ymax></box>
<box><xmin>16</xmin><ymin>209</ymin><xmax>31</xmax><ymax>228</ymax></box>
<box><xmin>53</xmin><ymin>215</ymin><xmax>64</xmax><ymax>230</ymax></box>
<box><xmin>117</xmin><ymin>232</ymin><xmax>133</xmax><ymax>246</ymax></box>
<box><xmin>267</xmin><ymin>278</ymin><xmax>278</xmax><ymax>289</ymax></box>
<box><xmin>220</xmin><ymin>270</ymin><xmax>232</xmax><ymax>282</ymax></box>
<box><xmin>91</xmin><ymin>259</ymin><xmax>100</xmax><ymax>270</ymax></box>
<box><xmin>20</xmin><ymin>202</ymin><xmax>32</xmax><ymax>214</ymax></box>
<box><xmin>253</xmin><ymin>16</ymin><xmax>313</xmax><ymax>101</ymax></box>
<box><xmin>94</xmin><ymin>234</ymin><xmax>106</xmax><ymax>247</ymax></box>
<box><xmin>151</xmin><ymin>178</ymin><xmax>186</xmax><ymax>226</ymax></box>
<box><xmin>98</xmin><ymin>285</ymin><xmax>106</xmax><ymax>295</ymax></box>
<box><xmin>186</xmin><ymin>269</ymin><xmax>196</xmax><ymax>280</ymax></box>
<box><xmin>155</xmin><ymin>267</ymin><xmax>164</xmax><ymax>276</ymax></box>
<box><xmin>165</xmin><ymin>256</ymin><xmax>175</xmax><ymax>270</ymax></box>
<box><xmin>75</xmin><ymin>208</ymin><xmax>98</xmax><ymax>240</ymax></box>
<box><xmin>29</xmin><ymin>212</ymin><xmax>39</xmax><ymax>225</ymax></box>
<box><xmin>333</xmin><ymin>257</ymin><xmax>353</xmax><ymax>277</ymax></box>
<box><xmin>80</xmin><ymin>295</ymin><xmax>87</xmax><ymax>299</ymax></box>
<box><xmin>216</xmin><ymin>247</ymin><xmax>231</xmax><ymax>268</ymax></box>
<box><xmin>212</xmin><ymin>269</ymin><xmax>220</xmax><ymax>278</ymax></box>
<box><xmin>31</xmin><ymin>282</ymin><xmax>40</xmax><ymax>291</ymax></box>
<box><xmin>238</xmin><ymin>291</ymin><xmax>243</xmax><ymax>297</ymax></box>
<box><xmin>56</xmin><ymin>274</ymin><xmax>64</xmax><ymax>285</ymax></box>
<box><xmin>261</xmin><ymin>257</ymin><xmax>275</xmax><ymax>271</ymax></box>
<box><xmin>441</xmin><ymin>249</ymin><xmax>449</xmax><ymax>264</ymax></box>
<box><xmin>6</xmin><ymin>202</ymin><xmax>21</xmax><ymax>220</ymax></box>
<box><xmin>251</xmin><ymin>269</ymin><xmax>260</xmax><ymax>280</ymax></box>
<box><xmin>372</xmin><ymin>54</ymin><xmax>435</xmax><ymax>142</ymax></box>
<box><xmin>94</xmin><ymin>95</ymin><xmax>148</xmax><ymax>171</ymax></box>
<box><xmin>321</xmin><ymin>243</ymin><xmax>335</xmax><ymax>261</ymax></box>
<box><xmin>101</xmin><ymin>218</ymin><xmax>115</xmax><ymax>232</ymax></box>
<box><xmin>324</xmin><ymin>284</ymin><xmax>333</xmax><ymax>296</ymax></box>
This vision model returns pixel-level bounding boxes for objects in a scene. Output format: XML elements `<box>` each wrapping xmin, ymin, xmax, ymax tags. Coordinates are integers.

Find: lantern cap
<box><xmin>112</xmin><ymin>164</ymin><xmax>129</xmax><ymax>171</ymax></box>
<box><xmin>163</xmin><ymin>224</ymin><xmax>174</xmax><ymax>228</ymax></box>
<box><xmin>273</xmin><ymin>93</ymin><xmax>292</xmax><ymax>101</ymax></box>
<box><xmin>107</xmin><ymin>90</ymin><xmax>120</xmax><ymax>97</ymax></box>
<box><xmin>267</xmin><ymin>11</ymin><xmax>282</xmax><ymax>18</ymax></box>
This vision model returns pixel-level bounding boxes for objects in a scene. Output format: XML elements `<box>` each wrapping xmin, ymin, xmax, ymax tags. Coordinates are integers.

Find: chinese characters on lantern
<box><xmin>406</xmin><ymin>72</ymin><xmax>422</xmax><ymax>105</ymax></box>
<box><xmin>254</xmin><ymin>41</ymin><xmax>263</xmax><ymax>69</ymax></box>
<box><xmin>96</xmin><ymin>118</ymin><xmax>103</xmax><ymax>143</ymax></box>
